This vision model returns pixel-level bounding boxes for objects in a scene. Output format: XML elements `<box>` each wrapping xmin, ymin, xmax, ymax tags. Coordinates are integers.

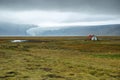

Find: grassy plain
<box><xmin>0</xmin><ymin>36</ymin><xmax>120</xmax><ymax>80</ymax></box>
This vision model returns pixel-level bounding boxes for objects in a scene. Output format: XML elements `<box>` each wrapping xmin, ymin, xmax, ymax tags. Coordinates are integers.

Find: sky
<box><xmin>0</xmin><ymin>0</ymin><xmax>120</xmax><ymax>28</ymax></box>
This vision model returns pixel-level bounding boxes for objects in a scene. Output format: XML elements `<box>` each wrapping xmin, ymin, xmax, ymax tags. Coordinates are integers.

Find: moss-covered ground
<box><xmin>0</xmin><ymin>36</ymin><xmax>120</xmax><ymax>80</ymax></box>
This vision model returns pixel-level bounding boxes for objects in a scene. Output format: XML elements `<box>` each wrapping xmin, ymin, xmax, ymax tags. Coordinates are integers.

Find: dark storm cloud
<box><xmin>0</xmin><ymin>0</ymin><xmax>120</xmax><ymax>14</ymax></box>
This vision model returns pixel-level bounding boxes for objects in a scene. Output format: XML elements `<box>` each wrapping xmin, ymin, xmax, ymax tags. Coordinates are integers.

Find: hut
<box><xmin>91</xmin><ymin>35</ymin><xmax>98</xmax><ymax>41</ymax></box>
<box><xmin>88</xmin><ymin>35</ymin><xmax>93</xmax><ymax>40</ymax></box>
<box><xmin>88</xmin><ymin>34</ymin><xmax>98</xmax><ymax>41</ymax></box>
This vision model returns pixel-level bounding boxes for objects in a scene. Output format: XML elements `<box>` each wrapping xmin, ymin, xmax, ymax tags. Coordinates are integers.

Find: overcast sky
<box><xmin>0</xmin><ymin>0</ymin><xmax>120</xmax><ymax>27</ymax></box>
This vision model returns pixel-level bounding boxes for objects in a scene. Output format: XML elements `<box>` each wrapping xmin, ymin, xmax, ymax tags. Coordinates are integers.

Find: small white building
<box><xmin>91</xmin><ymin>35</ymin><xmax>98</xmax><ymax>41</ymax></box>
<box><xmin>91</xmin><ymin>36</ymin><xmax>98</xmax><ymax>41</ymax></box>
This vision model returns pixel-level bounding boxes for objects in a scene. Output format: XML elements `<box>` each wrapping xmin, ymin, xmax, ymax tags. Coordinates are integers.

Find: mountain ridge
<box><xmin>0</xmin><ymin>22</ymin><xmax>120</xmax><ymax>36</ymax></box>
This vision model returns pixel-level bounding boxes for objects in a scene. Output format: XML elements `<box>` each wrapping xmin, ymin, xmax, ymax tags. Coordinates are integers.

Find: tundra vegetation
<box><xmin>0</xmin><ymin>36</ymin><xmax>120</xmax><ymax>80</ymax></box>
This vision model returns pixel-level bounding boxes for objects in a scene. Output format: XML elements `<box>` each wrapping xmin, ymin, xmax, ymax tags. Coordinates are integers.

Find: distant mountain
<box><xmin>0</xmin><ymin>22</ymin><xmax>37</xmax><ymax>36</ymax></box>
<box><xmin>0</xmin><ymin>22</ymin><xmax>120</xmax><ymax>36</ymax></box>
<box><xmin>39</xmin><ymin>24</ymin><xmax>120</xmax><ymax>36</ymax></box>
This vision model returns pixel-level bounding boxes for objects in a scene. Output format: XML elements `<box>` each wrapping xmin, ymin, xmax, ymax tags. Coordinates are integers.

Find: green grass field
<box><xmin>0</xmin><ymin>36</ymin><xmax>120</xmax><ymax>80</ymax></box>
